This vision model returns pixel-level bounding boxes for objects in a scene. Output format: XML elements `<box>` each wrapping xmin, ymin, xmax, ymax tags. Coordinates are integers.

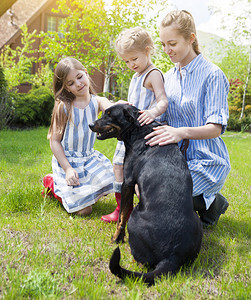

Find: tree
<box><xmin>209</xmin><ymin>0</ymin><xmax>251</xmax><ymax>119</ymax></box>
<box><xmin>217</xmin><ymin>42</ymin><xmax>250</xmax><ymax>116</ymax></box>
<box><xmin>39</xmin><ymin>0</ymin><xmax>169</xmax><ymax>97</ymax></box>
<box><xmin>0</xmin><ymin>24</ymin><xmax>36</xmax><ymax>91</ymax></box>
<box><xmin>241</xmin><ymin>46</ymin><xmax>251</xmax><ymax>118</ymax></box>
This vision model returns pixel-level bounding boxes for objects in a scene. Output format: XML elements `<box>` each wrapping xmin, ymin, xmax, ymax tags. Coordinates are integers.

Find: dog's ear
<box><xmin>123</xmin><ymin>106</ymin><xmax>139</xmax><ymax>124</ymax></box>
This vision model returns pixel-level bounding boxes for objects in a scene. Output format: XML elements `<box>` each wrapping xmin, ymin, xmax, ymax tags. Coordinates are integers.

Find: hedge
<box><xmin>10</xmin><ymin>86</ymin><xmax>54</xmax><ymax>128</ymax></box>
<box><xmin>227</xmin><ymin>115</ymin><xmax>251</xmax><ymax>132</ymax></box>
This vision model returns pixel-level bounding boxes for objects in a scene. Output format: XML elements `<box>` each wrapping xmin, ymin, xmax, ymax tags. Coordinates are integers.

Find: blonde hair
<box><xmin>115</xmin><ymin>26</ymin><xmax>154</xmax><ymax>56</ymax></box>
<box><xmin>161</xmin><ymin>10</ymin><xmax>200</xmax><ymax>55</ymax></box>
<box><xmin>48</xmin><ymin>57</ymin><xmax>96</xmax><ymax>139</ymax></box>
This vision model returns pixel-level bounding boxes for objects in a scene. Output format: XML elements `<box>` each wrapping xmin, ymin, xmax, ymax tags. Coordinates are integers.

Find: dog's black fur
<box><xmin>89</xmin><ymin>104</ymin><xmax>203</xmax><ymax>285</ymax></box>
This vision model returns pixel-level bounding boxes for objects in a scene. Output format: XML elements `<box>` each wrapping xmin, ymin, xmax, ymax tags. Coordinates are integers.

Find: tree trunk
<box><xmin>103</xmin><ymin>72</ymin><xmax>110</xmax><ymax>94</ymax></box>
<box><xmin>240</xmin><ymin>45</ymin><xmax>251</xmax><ymax>119</ymax></box>
<box><xmin>103</xmin><ymin>40</ymin><xmax>114</xmax><ymax>94</ymax></box>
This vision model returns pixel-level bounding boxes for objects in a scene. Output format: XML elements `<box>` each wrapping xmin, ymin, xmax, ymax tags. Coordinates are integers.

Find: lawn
<box><xmin>0</xmin><ymin>128</ymin><xmax>250</xmax><ymax>299</ymax></box>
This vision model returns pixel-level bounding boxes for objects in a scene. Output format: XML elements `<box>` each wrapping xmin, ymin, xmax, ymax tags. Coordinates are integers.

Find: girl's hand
<box><xmin>65</xmin><ymin>167</ymin><xmax>80</xmax><ymax>186</ymax></box>
<box><xmin>145</xmin><ymin>125</ymin><xmax>184</xmax><ymax>146</ymax></box>
<box><xmin>116</xmin><ymin>100</ymin><xmax>129</xmax><ymax>105</ymax></box>
<box><xmin>138</xmin><ymin>110</ymin><xmax>155</xmax><ymax>126</ymax></box>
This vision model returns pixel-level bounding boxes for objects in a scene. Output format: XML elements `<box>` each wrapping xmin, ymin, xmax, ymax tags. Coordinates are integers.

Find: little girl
<box><xmin>101</xmin><ymin>26</ymin><xmax>169</xmax><ymax>223</ymax></box>
<box><xmin>43</xmin><ymin>57</ymin><xmax>114</xmax><ymax>216</ymax></box>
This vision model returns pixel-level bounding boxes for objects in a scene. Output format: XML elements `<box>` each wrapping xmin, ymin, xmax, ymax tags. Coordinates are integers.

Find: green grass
<box><xmin>0</xmin><ymin>128</ymin><xmax>250</xmax><ymax>299</ymax></box>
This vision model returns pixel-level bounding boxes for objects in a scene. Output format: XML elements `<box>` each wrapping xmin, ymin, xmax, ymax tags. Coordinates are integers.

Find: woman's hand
<box><xmin>145</xmin><ymin>125</ymin><xmax>184</xmax><ymax>146</ymax></box>
<box><xmin>137</xmin><ymin>110</ymin><xmax>155</xmax><ymax>126</ymax></box>
<box><xmin>65</xmin><ymin>167</ymin><xmax>80</xmax><ymax>186</ymax></box>
<box><xmin>145</xmin><ymin>123</ymin><xmax>222</xmax><ymax>146</ymax></box>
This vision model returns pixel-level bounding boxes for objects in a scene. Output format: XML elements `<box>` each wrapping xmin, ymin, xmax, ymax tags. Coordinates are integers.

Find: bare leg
<box><xmin>114</xmin><ymin>164</ymin><xmax>124</xmax><ymax>182</ymax></box>
<box><xmin>75</xmin><ymin>206</ymin><xmax>92</xmax><ymax>216</ymax></box>
<box><xmin>101</xmin><ymin>164</ymin><xmax>124</xmax><ymax>223</ymax></box>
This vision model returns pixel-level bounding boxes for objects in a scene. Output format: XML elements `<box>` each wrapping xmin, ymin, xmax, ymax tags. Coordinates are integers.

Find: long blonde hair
<box><xmin>48</xmin><ymin>57</ymin><xmax>96</xmax><ymax>139</ymax></box>
<box><xmin>115</xmin><ymin>26</ymin><xmax>155</xmax><ymax>56</ymax></box>
<box><xmin>161</xmin><ymin>10</ymin><xmax>200</xmax><ymax>55</ymax></box>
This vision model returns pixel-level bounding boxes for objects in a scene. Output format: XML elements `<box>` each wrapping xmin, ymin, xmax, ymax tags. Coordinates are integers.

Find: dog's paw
<box><xmin>111</xmin><ymin>234</ymin><xmax>124</xmax><ymax>244</ymax></box>
<box><xmin>111</xmin><ymin>228</ymin><xmax>125</xmax><ymax>244</ymax></box>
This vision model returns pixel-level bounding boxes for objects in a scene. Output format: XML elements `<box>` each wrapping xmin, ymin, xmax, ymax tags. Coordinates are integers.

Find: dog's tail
<box><xmin>109</xmin><ymin>247</ymin><xmax>158</xmax><ymax>286</ymax></box>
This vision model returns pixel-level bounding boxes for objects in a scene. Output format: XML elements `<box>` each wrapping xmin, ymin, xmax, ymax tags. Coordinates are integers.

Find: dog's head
<box><xmin>89</xmin><ymin>104</ymin><xmax>139</xmax><ymax>141</ymax></box>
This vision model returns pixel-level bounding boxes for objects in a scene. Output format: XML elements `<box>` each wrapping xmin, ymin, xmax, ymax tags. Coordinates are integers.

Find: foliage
<box><xmin>227</xmin><ymin>115</ymin><xmax>251</xmax><ymax>132</ymax></box>
<box><xmin>213</xmin><ymin>39</ymin><xmax>251</xmax><ymax>120</ymax></box>
<box><xmin>0</xmin><ymin>94</ymin><xmax>15</xmax><ymax>130</ymax></box>
<box><xmin>0</xmin><ymin>66</ymin><xmax>14</xmax><ymax>129</ymax></box>
<box><xmin>209</xmin><ymin>0</ymin><xmax>251</xmax><ymax>119</ymax></box>
<box><xmin>38</xmin><ymin>0</ymin><xmax>169</xmax><ymax>96</ymax></box>
<box><xmin>0</xmin><ymin>25</ymin><xmax>54</xmax><ymax>129</ymax></box>
<box><xmin>152</xmin><ymin>44</ymin><xmax>174</xmax><ymax>74</ymax></box>
<box><xmin>31</xmin><ymin>63</ymin><xmax>54</xmax><ymax>90</ymax></box>
<box><xmin>10</xmin><ymin>86</ymin><xmax>54</xmax><ymax>127</ymax></box>
<box><xmin>0</xmin><ymin>128</ymin><xmax>250</xmax><ymax>298</ymax></box>
<box><xmin>0</xmin><ymin>66</ymin><xmax>7</xmax><ymax>95</ymax></box>
<box><xmin>217</xmin><ymin>42</ymin><xmax>249</xmax><ymax>84</ymax></box>
<box><xmin>227</xmin><ymin>78</ymin><xmax>251</xmax><ymax>118</ymax></box>
<box><xmin>0</xmin><ymin>24</ymin><xmax>36</xmax><ymax>91</ymax></box>
<box><xmin>209</xmin><ymin>0</ymin><xmax>250</xmax><ymax>45</ymax></box>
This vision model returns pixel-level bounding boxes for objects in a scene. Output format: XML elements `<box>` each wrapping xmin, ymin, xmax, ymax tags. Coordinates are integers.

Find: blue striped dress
<box><xmin>113</xmin><ymin>67</ymin><xmax>167</xmax><ymax>165</ymax></box>
<box><xmin>164</xmin><ymin>54</ymin><xmax>231</xmax><ymax>209</ymax></box>
<box><xmin>52</xmin><ymin>95</ymin><xmax>114</xmax><ymax>213</ymax></box>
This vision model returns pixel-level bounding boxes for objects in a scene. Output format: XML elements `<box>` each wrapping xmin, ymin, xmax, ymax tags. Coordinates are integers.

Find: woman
<box><xmin>145</xmin><ymin>10</ymin><xmax>231</xmax><ymax>226</ymax></box>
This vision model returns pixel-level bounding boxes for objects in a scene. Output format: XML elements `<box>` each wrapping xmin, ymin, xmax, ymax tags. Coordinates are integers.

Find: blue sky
<box><xmin>159</xmin><ymin>0</ymin><xmax>223</xmax><ymax>37</ymax></box>
<box><xmin>169</xmin><ymin>0</ymin><xmax>212</xmax><ymax>28</ymax></box>
<box><xmin>165</xmin><ymin>0</ymin><xmax>248</xmax><ymax>40</ymax></box>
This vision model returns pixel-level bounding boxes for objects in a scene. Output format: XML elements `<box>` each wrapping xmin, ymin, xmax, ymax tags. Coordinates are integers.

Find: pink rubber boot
<box><xmin>42</xmin><ymin>174</ymin><xmax>62</xmax><ymax>203</ymax></box>
<box><xmin>101</xmin><ymin>192</ymin><xmax>121</xmax><ymax>223</ymax></box>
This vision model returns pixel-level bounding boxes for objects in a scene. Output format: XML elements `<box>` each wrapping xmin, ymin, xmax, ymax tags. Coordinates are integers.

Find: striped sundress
<box><xmin>52</xmin><ymin>95</ymin><xmax>114</xmax><ymax>213</ymax></box>
<box><xmin>164</xmin><ymin>54</ymin><xmax>231</xmax><ymax>209</ymax></box>
<box><xmin>113</xmin><ymin>67</ymin><xmax>167</xmax><ymax>165</ymax></box>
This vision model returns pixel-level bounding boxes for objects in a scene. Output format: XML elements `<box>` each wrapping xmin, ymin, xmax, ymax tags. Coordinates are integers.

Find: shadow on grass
<box><xmin>44</xmin><ymin>193</ymin><xmax>117</xmax><ymax>220</ymax></box>
<box><xmin>194</xmin><ymin>215</ymin><xmax>250</xmax><ymax>278</ymax></box>
<box><xmin>91</xmin><ymin>197</ymin><xmax>117</xmax><ymax>219</ymax></box>
<box><xmin>220</xmin><ymin>217</ymin><xmax>250</xmax><ymax>238</ymax></box>
<box><xmin>47</xmin><ymin>195</ymin><xmax>249</xmax><ymax>283</ymax></box>
<box><xmin>42</xmin><ymin>198</ymin><xmax>249</xmax><ymax>292</ymax></box>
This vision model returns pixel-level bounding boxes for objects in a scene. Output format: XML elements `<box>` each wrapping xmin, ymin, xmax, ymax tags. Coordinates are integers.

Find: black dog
<box><xmin>89</xmin><ymin>104</ymin><xmax>203</xmax><ymax>285</ymax></box>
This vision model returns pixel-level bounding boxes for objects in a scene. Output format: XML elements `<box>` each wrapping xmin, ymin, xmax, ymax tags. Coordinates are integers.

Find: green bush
<box><xmin>227</xmin><ymin>115</ymin><xmax>251</xmax><ymax>132</ymax></box>
<box><xmin>11</xmin><ymin>86</ymin><xmax>54</xmax><ymax>128</ymax></box>
<box><xmin>0</xmin><ymin>66</ymin><xmax>14</xmax><ymax>129</ymax></box>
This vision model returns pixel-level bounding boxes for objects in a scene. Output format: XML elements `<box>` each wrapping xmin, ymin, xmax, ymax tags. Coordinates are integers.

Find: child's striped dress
<box><xmin>113</xmin><ymin>67</ymin><xmax>167</xmax><ymax>165</ymax></box>
<box><xmin>52</xmin><ymin>95</ymin><xmax>114</xmax><ymax>213</ymax></box>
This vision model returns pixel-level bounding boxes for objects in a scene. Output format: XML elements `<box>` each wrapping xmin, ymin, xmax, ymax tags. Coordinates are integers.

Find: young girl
<box><xmin>44</xmin><ymin>57</ymin><xmax>114</xmax><ymax>216</ymax></box>
<box><xmin>145</xmin><ymin>10</ymin><xmax>231</xmax><ymax>226</ymax></box>
<box><xmin>101</xmin><ymin>26</ymin><xmax>169</xmax><ymax>223</ymax></box>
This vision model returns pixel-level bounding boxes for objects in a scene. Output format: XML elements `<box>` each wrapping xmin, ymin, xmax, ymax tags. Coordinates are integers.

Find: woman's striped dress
<box><xmin>52</xmin><ymin>95</ymin><xmax>114</xmax><ymax>213</ymax></box>
<box><xmin>164</xmin><ymin>54</ymin><xmax>231</xmax><ymax>209</ymax></box>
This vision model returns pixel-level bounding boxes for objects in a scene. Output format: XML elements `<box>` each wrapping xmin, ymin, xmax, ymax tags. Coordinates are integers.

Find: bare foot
<box><xmin>75</xmin><ymin>206</ymin><xmax>92</xmax><ymax>216</ymax></box>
